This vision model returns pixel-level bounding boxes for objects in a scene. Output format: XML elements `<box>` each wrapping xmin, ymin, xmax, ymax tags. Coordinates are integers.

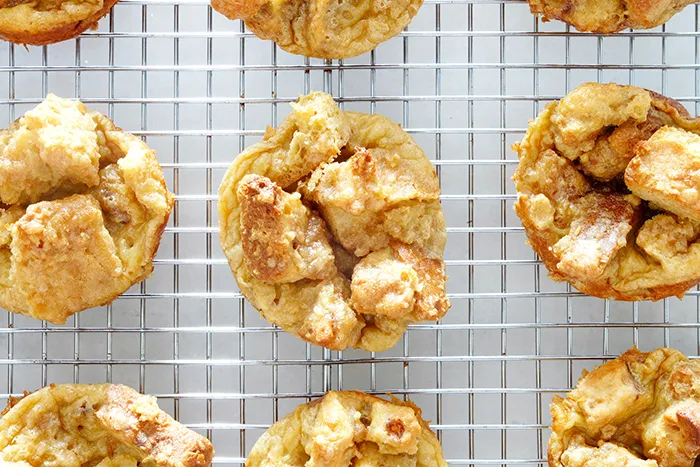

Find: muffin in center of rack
<box><xmin>0</xmin><ymin>94</ymin><xmax>173</xmax><ymax>324</ymax></box>
<box><xmin>514</xmin><ymin>82</ymin><xmax>700</xmax><ymax>301</ymax></box>
<box><xmin>218</xmin><ymin>92</ymin><xmax>450</xmax><ymax>351</ymax></box>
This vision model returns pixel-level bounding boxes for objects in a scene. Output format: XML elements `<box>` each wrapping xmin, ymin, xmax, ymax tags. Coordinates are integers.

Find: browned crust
<box><xmin>0</xmin><ymin>0</ymin><xmax>119</xmax><ymax>46</ymax></box>
<box><xmin>149</xmin><ymin>203</ymin><xmax>172</xmax><ymax>263</ymax></box>
<box><xmin>1</xmin><ymin>390</ymin><xmax>32</xmax><ymax>416</ymax></box>
<box><xmin>238</xmin><ymin>174</ymin><xmax>298</xmax><ymax>282</ymax></box>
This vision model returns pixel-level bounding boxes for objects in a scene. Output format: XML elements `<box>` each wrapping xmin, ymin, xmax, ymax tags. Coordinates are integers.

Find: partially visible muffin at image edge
<box><xmin>549</xmin><ymin>347</ymin><xmax>700</xmax><ymax>467</ymax></box>
<box><xmin>0</xmin><ymin>0</ymin><xmax>119</xmax><ymax>46</ymax></box>
<box><xmin>0</xmin><ymin>383</ymin><xmax>214</xmax><ymax>466</ymax></box>
<box><xmin>526</xmin><ymin>0</ymin><xmax>698</xmax><ymax>33</ymax></box>
<box><xmin>247</xmin><ymin>390</ymin><xmax>447</xmax><ymax>467</ymax></box>
<box><xmin>211</xmin><ymin>0</ymin><xmax>423</xmax><ymax>59</ymax></box>
<box><xmin>0</xmin><ymin>94</ymin><xmax>174</xmax><ymax>323</ymax></box>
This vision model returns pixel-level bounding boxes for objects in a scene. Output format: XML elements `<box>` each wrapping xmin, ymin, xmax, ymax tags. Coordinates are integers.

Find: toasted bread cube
<box><xmin>625</xmin><ymin>126</ymin><xmax>700</xmax><ymax>222</ymax></box>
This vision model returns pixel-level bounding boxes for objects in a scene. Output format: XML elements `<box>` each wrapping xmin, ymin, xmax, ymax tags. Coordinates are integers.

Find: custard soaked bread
<box><xmin>247</xmin><ymin>390</ymin><xmax>447</xmax><ymax>467</ymax></box>
<box><xmin>0</xmin><ymin>95</ymin><xmax>173</xmax><ymax>323</ymax></box>
<box><xmin>513</xmin><ymin>82</ymin><xmax>700</xmax><ymax>301</ymax></box>
<box><xmin>218</xmin><ymin>92</ymin><xmax>449</xmax><ymax>351</ymax></box>
<box><xmin>0</xmin><ymin>0</ymin><xmax>119</xmax><ymax>45</ymax></box>
<box><xmin>549</xmin><ymin>347</ymin><xmax>700</xmax><ymax>467</ymax></box>
<box><xmin>0</xmin><ymin>383</ymin><xmax>213</xmax><ymax>466</ymax></box>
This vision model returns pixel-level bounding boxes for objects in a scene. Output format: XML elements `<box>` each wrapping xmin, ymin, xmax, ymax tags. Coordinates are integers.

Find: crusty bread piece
<box><xmin>626</xmin><ymin>126</ymin><xmax>700</xmax><ymax>222</ymax></box>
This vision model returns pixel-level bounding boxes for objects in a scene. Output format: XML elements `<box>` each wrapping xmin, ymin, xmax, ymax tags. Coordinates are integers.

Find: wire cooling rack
<box><xmin>4</xmin><ymin>0</ymin><xmax>700</xmax><ymax>465</ymax></box>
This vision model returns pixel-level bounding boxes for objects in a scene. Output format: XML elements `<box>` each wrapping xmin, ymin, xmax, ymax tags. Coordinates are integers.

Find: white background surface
<box><xmin>2</xmin><ymin>1</ymin><xmax>700</xmax><ymax>464</ymax></box>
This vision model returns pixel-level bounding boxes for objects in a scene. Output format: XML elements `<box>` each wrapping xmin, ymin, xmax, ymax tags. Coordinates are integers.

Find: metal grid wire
<box><xmin>3</xmin><ymin>0</ymin><xmax>700</xmax><ymax>465</ymax></box>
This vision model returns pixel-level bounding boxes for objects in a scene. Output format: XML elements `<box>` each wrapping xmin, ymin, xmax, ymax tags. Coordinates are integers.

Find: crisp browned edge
<box><xmin>515</xmin><ymin>88</ymin><xmax>700</xmax><ymax>302</ymax></box>
<box><xmin>0</xmin><ymin>388</ymin><xmax>36</xmax><ymax>416</ymax></box>
<box><xmin>0</xmin><ymin>0</ymin><xmax>119</xmax><ymax>46</ymax></box>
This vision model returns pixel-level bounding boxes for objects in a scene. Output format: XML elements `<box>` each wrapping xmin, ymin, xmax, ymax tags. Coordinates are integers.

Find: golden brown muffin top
<box><xmin>0</xmin><ymin>383</ymin><xmax>214</xmax><ymax>467</ymax></box>
<box><xmin>211</xmin><ymin>0</ymin><xmax>423</xmax><ymax>59</ymax></box>
<box><xmin>549</xmin><ymin>347</ymin><xmax>700</xmax><ymax>467</ymax></box>
<box><xmin>0</xmin><ymin>95</ymin><xmax>173</xmax><ymax>323</ymax></box>
<box><xmin>246</xmin><ymin>390</ymin><xmax>447</xmax><ymax>467</ymax></box>
<box><xmin>513</xmin><ymin>82</ymin><xmax>700</xmax><ymax>301</ymax></box>
<box><xmin>527</xmin><ymin>0</ymin><xmax>697</xmax><ymax>33</ymax></box>
<box><xmin>218</xmin><ymin>92</ymin><xmax>449</xmax><ymax>351</ymax></box>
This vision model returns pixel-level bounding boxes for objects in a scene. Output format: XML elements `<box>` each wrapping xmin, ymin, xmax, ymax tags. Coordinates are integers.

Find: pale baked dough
<box><xmin>513</xmin><ymin>82</ymin><xmax>700</xmax><ymax>301</ymax></box>
<box><xmin>0</xmin><ymin>0</ymin><xmax>118</xmax><ymax>46</ymax></box>
<box><xmin>211</xmin><ymin>0</ymin><xmax>422</xmax><ymax>59</ymax></box>
<box><xmin>246</xmin><ymin>390</ymin><xmax>447</xmax><ymax>467</ymax></box>
<box><xmin>527</xmin><ymin>0</ymin><xmax>697</xmax><ymax>33</ymax></box>
<box><xmin>0</xmin><ymin>383</ymin><xmax>214</xmax><ymax>466</ymax></box>
<box><xmin>218</xmin><ymin>92</ymin><xmax>449</xmax><ymax>351</ymax></box>
<box><xmin>549</xmin><ymin>347</ymin><xmax>700</xmax><ymax>467</ymax></box>
<box><xmin>0</xmin><ymin>94</ymin><xmax>173</xmax><ymax>323</ymax></box>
